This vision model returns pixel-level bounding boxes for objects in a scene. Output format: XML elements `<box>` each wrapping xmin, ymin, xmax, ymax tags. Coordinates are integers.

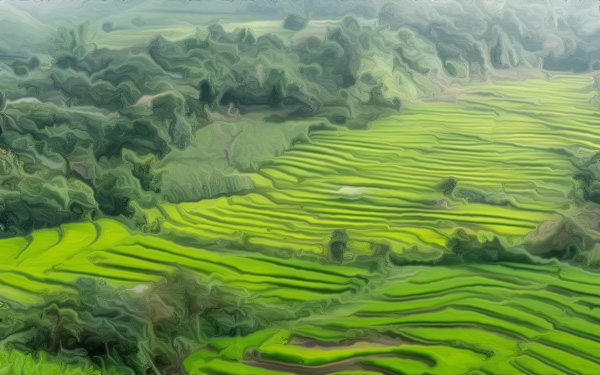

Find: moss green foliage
<box><xmin>283</xmin><ymin>13</ymin><xmax>308</xmax><ymax>31</ymax></box>
<box><xmin>0</xmin><ymin>271</ymin><xmax>274</xmax><ymax>374</ymax></box>
<box><xmin>575</xmin><ymin>153</ymin><xmax>600</xmax><ymax>205</ymax></box>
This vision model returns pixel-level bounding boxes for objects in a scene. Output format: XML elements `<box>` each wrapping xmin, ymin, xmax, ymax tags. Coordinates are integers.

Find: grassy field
<box><xmin>1</xmin><ymin>75</ymin><xmax>600</xmax><ymax>374</ymax></box>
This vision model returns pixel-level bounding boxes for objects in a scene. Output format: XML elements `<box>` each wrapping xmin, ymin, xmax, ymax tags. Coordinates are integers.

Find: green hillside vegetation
<box><xmin>1</xmin><ymin>76</ymin><xmax>600</xmax><ymax>374</ymax></box>
<box><xmin>3</xmin><ymin>0</ymin><xmax>600</xmax><ymax>240</ymax></box>
<box><xmin>2</xmin><ymin>1</ymin><xmax>600</xmax><ymax>374</ymax></box>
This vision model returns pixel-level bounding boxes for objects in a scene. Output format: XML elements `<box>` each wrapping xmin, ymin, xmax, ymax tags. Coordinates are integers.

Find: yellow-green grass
<box><xmin>0</xmin><ymin>350</ymin><xmax>127</xmax><ymax>375</ymax></box>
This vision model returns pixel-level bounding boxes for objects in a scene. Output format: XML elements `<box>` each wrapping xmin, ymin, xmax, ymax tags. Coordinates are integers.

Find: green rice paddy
<box><xmin>1</xmin><ymin>76</ymin><xmax>600</xmax><ymax>374</ymax></box>
<box><xmin>147</xmin><ymin>75</ymin><xmax>598</xmax><ymax>256</ymax></box>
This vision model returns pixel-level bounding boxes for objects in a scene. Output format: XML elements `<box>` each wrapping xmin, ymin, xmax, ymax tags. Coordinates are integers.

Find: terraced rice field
<box><xmin>185</xmin><ymin>263</ymin><xmax>600</xmax><ymax>375</ymax></box>
<box><xmin>2</xmin><ymin>75</ymin><xmax>600</xmax><ymax>374</ymax></box>
<box><xmin>146</xmin><ymin>75</ymin><xmax>598</xmax><ymax>255</ymax></box>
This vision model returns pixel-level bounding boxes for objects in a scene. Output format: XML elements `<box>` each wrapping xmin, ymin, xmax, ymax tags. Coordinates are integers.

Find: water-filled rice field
<box><xmin>2</xmin><ymin>76</ymin><xmax>600</xmax><ymax>374</ymax></box>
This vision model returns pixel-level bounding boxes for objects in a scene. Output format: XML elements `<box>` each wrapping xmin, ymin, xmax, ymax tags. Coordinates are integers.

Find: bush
<box><xmin>0</xmin><ymin>271</ymin><xmax>262</xmax><ymax>374</ymax></box>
